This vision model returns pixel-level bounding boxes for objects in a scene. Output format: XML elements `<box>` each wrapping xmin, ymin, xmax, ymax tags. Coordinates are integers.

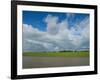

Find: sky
<box><xmin>22</xmin><ymin>11</ymin><xmax>90</xmax><ymax>52</ymax></box>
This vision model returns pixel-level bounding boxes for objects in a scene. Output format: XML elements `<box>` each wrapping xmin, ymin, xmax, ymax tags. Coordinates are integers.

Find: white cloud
<box><xmin>23</xmin><ymin>14</ymin><xmax>89</xmax><ymax>52</ymax></box>
<box><xmin>44</xmin><ymin>14</ymin><xmax>59</xmax><ymax>35</ymax></box>
<box><xmin>66</xmin><ymin>13</ymin><xmax>75</xmax><ymax>19</ymax></box>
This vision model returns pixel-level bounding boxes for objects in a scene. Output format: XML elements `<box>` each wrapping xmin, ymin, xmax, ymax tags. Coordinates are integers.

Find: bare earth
<box><xmin>23</xmin><ymin>56</ymin><xmax>89</xmax><ymax>69</ymax></box>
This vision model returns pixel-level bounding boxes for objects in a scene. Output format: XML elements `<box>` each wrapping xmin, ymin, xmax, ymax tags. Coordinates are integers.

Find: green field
<box><xmin>23</xmin><ymin>51</ymin><xmax>89</xmax><ymax>57</ymax></box>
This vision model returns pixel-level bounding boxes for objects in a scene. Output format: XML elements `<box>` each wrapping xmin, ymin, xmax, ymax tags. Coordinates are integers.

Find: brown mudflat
<box><xmin>23</xmin><ymin>56</ymin><xmax>89</xmax><ymax>69</ymax></box>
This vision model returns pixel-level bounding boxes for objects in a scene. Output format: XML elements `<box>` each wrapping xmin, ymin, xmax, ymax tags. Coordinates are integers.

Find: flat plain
<box><xmin>23</xmin><ymin>51</ymin><xmax>89</xmax><ymax>68</ymax></box>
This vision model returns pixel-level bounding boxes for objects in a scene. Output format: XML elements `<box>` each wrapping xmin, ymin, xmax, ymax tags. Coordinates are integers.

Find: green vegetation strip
<box><xmin>23</xmin><ymin>51</ymin><xmax>89</xmax><ymax>57</ymax></box>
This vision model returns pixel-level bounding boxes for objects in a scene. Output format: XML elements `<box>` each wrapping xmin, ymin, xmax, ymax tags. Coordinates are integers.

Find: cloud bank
<box><xmin>23</xmin><ymin>14</ymin><xmax>89</xmax><ymax>52</ymax></box>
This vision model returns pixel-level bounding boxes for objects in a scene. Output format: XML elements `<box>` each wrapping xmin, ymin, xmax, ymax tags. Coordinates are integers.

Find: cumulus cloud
<box><xmin>44</xmin><ymin>14</ymin><xmax>59</xmax><ymax>35</ymax></box>
<box><xmin>23</xmin><ymin>14</ymin><xmax>89</xmax><ymax>52</ymax></box>
<box><xmin>66</xmin><ymin>13</ymin><xmax>75</xmax><ymax>20</ymax></box>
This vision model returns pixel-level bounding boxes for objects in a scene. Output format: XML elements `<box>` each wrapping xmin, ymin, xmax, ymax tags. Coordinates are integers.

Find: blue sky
<box><xmin>22</xmin><ymin>11</ymin><xmax>90</xmax><ymax>52</ymax></box>
<box><xmin>23</xmin><ymin>11</ymin><xmax>89</xmax><ymax>31</ymax></box>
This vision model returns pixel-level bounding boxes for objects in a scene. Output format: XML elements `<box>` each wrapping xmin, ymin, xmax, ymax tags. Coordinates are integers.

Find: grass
<box><xmin>23</xmin><ymin>51</ymin><xmax>89</xmax><ymax>57</ymax></box>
